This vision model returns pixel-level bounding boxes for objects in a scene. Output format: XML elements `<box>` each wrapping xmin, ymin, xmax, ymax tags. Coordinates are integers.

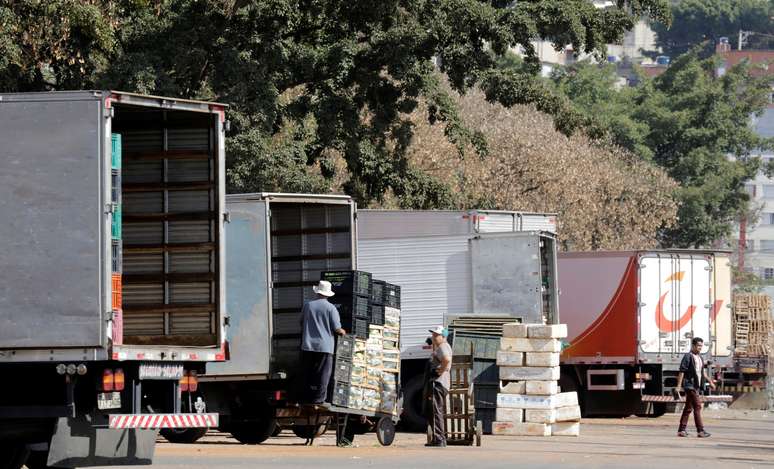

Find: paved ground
<box><xmin>100</xmin><ymin>410</ymin><xmax>774</xmax><ymax>469</ymax></box>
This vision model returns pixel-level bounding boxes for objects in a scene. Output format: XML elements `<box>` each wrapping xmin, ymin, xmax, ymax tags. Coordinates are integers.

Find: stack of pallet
<box><xmin>734</xmin><ymin>293</ymin><xmax>773</xmax><ymax>357</ymax></box>
<box><xmin>492</xmin><ymin>323</ymin><xmax>580</xmax><ymax>437</ymax></box>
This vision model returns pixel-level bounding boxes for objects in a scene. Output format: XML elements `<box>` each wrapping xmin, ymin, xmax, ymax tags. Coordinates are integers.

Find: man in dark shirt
<box><xmin>300</xmin><ymin>280</ymin><xmax>346</xmax><ymax>404</ymax></box>
<box><xmin>675</xmin><ymin>337</ymin><xmax>715</xmax><ymax>438</ymax></box>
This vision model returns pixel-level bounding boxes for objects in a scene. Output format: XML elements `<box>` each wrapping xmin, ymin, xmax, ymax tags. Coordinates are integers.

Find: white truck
<box><xmin>0</xmin><ymin>91</ymin><xmax>227</xmax><ymax>468</ymax></box>
<box><xmin>356</xmin><ymin>210</ymin><xmax>559</xmax><ymax>428</ymax></box>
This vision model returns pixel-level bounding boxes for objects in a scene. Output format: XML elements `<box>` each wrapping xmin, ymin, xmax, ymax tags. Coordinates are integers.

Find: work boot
<box><xmin>697</xmin><ymin>431</ymin><xmax>711</xmax><ymax>438</ymax></box>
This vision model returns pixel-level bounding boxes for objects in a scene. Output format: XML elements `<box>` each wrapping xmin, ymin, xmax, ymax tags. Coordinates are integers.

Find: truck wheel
<box><xmin>229</xmin><ymin>418</ymin><xmax>277</xmax><ymax>445</ymax></box>
<box><xmin>399</xmin><ymin>375</ymin><xmax>427</xmax><ymax>431</ymax></box>
<box><xmin>160</xmin><ymin>428</ymin><xmax>208</xmax><ymax>444</ymax></box>
<box><xmin>0</xmin><ymin>443</ymin><xmax>29</xmax><ymax>469</ymax></box>
<box><xmin>291</xmin><ymin>423</ymin><xmax>327</xmax><ymax>440</ymax></box>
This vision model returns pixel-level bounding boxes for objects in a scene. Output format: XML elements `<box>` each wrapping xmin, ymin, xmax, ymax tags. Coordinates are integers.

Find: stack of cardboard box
<box><xmin>492</xmin><ymin>323</ymin><xmax>581</xmax><ymax>437</ymax></box>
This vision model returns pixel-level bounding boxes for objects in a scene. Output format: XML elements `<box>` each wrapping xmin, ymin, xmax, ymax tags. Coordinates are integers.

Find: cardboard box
<box><xmin>524</xmin><ymin>409</ymin><xmax>556</xmax><ymax>424</ymax></box>
<box><xmin>525</xmin><ymin>352</ymin><xmax>560</xmax><ymax>367</ymax></box>
<box><xmin>526</xmin><ymin>380</ymin><xmax>559</xmax><ymax>396</ymax></box>
<box><xmin>551</xmin><ymin>421</ymin><xmax>580</xmax><ymax>437</ymax></box>
<box><xmin>491</xmin><ymin>421</ymin><xmax>550</xmax><ymax>436</ymax></box>
<box><xmin>555</xmin><ymin>405</ymin><xmax>581</xmax><ymax>422</ymax></box>
<box><xmin>497</xmin><ymin>392</ymin><xmax>579</xmax><ymax>410</ymax></box>
<box><xmin>499</xmin><ymin>366</ymin><xmax>560</xmax><ymax>381</ymax></box>
<box><xmin>495</xmin><ymin>408</ymin><xmax>524</xmax><ymax>423</ymax></box>
<box><xmin>500</xmin><ymin>338</ymin><xmax>562</xmax><ymax>353</ymax></box>
<box><xmin>527</xmin><ymin>324</ymin><xmax>568</xmax><ymax>339</ymax></box>
<box><xmin>503</xmin><ymin>323</ymin><xmax>528</xmax><ymax>338</ymax></box>
<box><xmin>500</xmin><ymin>381</ymin><xmax>526</xmax><ymax>394</ymax></box>
<box><xmin>496</xmin><ymin>351</ymin><xmax>524</xmax><ymax>367</ymax></box>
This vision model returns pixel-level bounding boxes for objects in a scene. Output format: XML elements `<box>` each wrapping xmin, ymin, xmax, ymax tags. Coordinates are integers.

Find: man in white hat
<box><xmin>426</xmin><ymin>326</ymin><xmax>452</xmax><ymax>447</ymax></box>
<box><xmin>300</xmin><ymin>280</ymin><xmax>346</xmax><ymax>404</ymax></box>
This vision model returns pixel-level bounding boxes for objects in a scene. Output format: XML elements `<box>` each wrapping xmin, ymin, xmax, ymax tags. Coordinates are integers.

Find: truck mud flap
<box><xmin>47</xmin><ymin>416</ymin><xmax>156</xmax><ymax>467</ymax></box>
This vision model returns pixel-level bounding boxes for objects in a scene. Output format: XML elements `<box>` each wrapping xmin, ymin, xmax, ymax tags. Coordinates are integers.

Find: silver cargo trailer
<box><xmin>356</xmin><ymin>209</ymin><xmax>559</xmax><ymax>429</ymax></box>
<box><xmin>0</xmin><ymin>91</ymin><xmax>227</xmax><ymax>468</ymax></box>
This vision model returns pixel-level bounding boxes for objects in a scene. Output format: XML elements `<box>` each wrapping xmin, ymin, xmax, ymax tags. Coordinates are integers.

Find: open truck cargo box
<box><xmin>206</xmin><ymin>193</ymin><xmax>356</xmax><ymax>378</ymax></box>
<box><xmin>0</xmin><ymin>91</ymin><xmax>227</xmax><ymax>362</ymax></box>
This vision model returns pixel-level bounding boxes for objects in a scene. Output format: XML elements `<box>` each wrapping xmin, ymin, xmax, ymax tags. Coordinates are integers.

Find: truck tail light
<box><xmin>102</xmin><ymin>369</ymin><xmax>114</xmax><ymax>392</ymax></box>
<box><xmin>274</xmin><ymin>390</ymin><xmax>285</xmax><ymax>401</ymax></box>
<box><xmin>188</xmin><ymin>371</ymin><xmax>199</xmax><ymax>393</ymax></box>
<box><xmin>635</xmin><ymin>372</ymin><xmax>652</xmax><ymax>381</ymax></box>
<box><xmin>114</xmin><ymin>369</ymin><xmax>125</xmax><ymax>391</ymax></box>
<box><xmin>179</xmin><ymin>375</ymin><xmax>189</xmax><ymax>393</ymax></box>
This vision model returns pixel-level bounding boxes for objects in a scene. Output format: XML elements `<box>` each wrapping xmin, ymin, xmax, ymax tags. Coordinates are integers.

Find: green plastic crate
<box><xmin>112</xmin><ymin>204</ymin><xmax>122</xmax><ymax>239</ymax></box>
<box><xmin>111</xmin><ymin>133</ymin><xmax>122</xmax><ymax>169</ymax></box>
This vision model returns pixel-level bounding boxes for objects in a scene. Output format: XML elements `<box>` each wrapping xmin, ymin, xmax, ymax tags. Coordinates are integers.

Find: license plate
<box><xmin>139</xmin><ymin>362</ymin><xmax>184</xmax><ymax>380</ymax></box>
<box><xmin>97</xmin><ymin>392</ymin><xmax>122</xmax><ymax>410</ymax></box>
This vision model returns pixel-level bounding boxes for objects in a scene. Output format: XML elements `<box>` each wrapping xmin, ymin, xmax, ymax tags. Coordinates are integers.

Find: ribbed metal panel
<box><xmin>168</xmin><ymin>220</ymin><xmax>211</xmax><ymax>243</ymax></box>
<box><xmin>357</xmin><ymin>235</ymin><xmax>472</xmax><ymax>358</ymax></box>
<box><xmin>520</xmin><ymin>214</ymin><xmax>557</xmax><ymax>234</ymax></box>
<box><xmin>168</xmin><ymin>190</ymin><xmax>210</xmax><ymax>213</ymax></box>
<box><xmin>270</xmin><ymin>206</ymin><xmax>301</xmax><ymax>231</ymax></box>
<box><xmin>123</xmin><ymin>160</ymin><xmax>162</xmax><ymax>183</ymax></box>
<box><xmin>123</xmin><ymin>253</ymin><xmax>164</xmax><ymax>274</ymax></box>
<box><xmin>474</xmin><ymin>211</ymin><xmax>516</xmax><ymax>233</ymax></box>
<box><xmin>123</xmin><ymin>191</ymin><xmax>163</xmax><ymax>213</ymax></box>
<box><xmin>170</xmin><ymin>311</ymin><xmax>213</xmax><ymax>335</ymax></box>
<box><xmin>272</xmin><ymin>261</ymin><xmax>303</xmax><ymax>283</ymax></box>
<box><xmin>272</xmin><ymin>235</ymin><xmax>301</xmax><ymax>257</ymax></box>
<box><xmin>121</xmin><ymin>130</ymin><xmax>163</xmax><ymax>153</ymax></box>
<box><xmin>123</xmin><ymin>222</ymin><xmax>163</xmax><ymax>245</ymax></box>
<box><xmin>167</xmin><ymin>128</ymin><xmax>209</xmax><ymax>150</ymax></box>
<box><xmin>272</xmin><ymin>286</ymin><xmax>307</xmax><ymax>310</ymax></box>
<box><xmin>123</xmin><ymin>313</ymin><xmax>164</xmax><ymax>336</ymax></box>
<box><xmin>169</xmin><ymin>282</ymin><xmax>211</xmax><ymax>304</ymax></box>
<box><xmin>167</xmin><ymin>160</ymin><xmax>210</xmax><ymax>182</ymax></box>
<box><xmin>273</xmin><ymin>312</ymin><xmax>302</xmax><ymax>336</ymax></box>
<box><xmin>358</xmin><ymin>211</ymin><xmax>470</xmax><ymax>239</ymax></box>
<box><xmin>122</xmin><ymin>283</ymin><xmax>164</xmax><ymax>304</ymax></box>
<box><xmin>329</xmin><ymin>232</ymin><xmax>352</xmax><ymax>254</ymax></box>
<box><xmin>169</xmin><ymin>252</ymin><xmax>211</xmax><ymax>273</ymax></box>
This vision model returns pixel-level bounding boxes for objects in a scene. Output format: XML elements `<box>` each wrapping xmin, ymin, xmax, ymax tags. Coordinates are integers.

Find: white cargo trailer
<box><xmin>356</xmin><ymin>209</ymin><xmax>558</xmax><ymax>428</ymax></box>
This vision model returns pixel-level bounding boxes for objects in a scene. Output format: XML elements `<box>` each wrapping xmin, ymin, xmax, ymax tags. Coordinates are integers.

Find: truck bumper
<box><xmin>109</xmin><ymin>413</ymin><xmax>218</xmax><ymax>429</ymax></box>
<box><xmin>641</xmin><ymin>394</ymin><xmax>733</xmax><ymax>403</ymax></box>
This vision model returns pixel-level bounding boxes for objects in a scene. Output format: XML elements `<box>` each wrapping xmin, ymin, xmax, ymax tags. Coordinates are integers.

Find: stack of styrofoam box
<box><xmin>491</xmin><ymin>323</ymin><xmax>581</xmax><ymax>437</ymax></box>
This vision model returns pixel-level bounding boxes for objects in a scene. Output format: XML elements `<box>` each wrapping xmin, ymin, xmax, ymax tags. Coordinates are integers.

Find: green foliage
<box><xmin>653</xmin><ymin>0</ymin><xmax>774</xmax><ymax>57</ymax></box>
<box><xmin>548</xmin><ymin>53</ymin><xmax>773</xmax><ymax>248</ymax></box>
<box><xmin>0</xmin><ymin>0</ymin><xmax>669</xmax><ymax>209</ymax></box>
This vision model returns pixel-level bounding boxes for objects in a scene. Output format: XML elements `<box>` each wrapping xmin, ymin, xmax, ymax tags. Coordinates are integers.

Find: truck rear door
<box><xmin>639</xmin><ymin>253</ymin><xmax>712</xmax><ymax>357</ymax></box>
<box><xmin>0</xmin><ymin>93</ymin><xmax>106</xmax><ymax>348</ymax></box>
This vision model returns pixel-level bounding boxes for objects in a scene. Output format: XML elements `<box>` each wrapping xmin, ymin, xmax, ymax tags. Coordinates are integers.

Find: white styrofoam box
<box><xmin>500</xmin><ymin>338</ymin><xmax>562</xmax><ymax>353</ymax></box>
<box><xmin>497</xmin><ymin>392</ymin><xmax>579</xmax><ymax>410</ymax></box>
<box><xmin>503</xmin><ymin>323</ymin><xmax>528</xmax><ymax>338</ymax></box>
<box><xmin>500</xmin><ymin>366</ymin><xmax>560</xmax><ymax>381</ymax></box>
<box><xmin>526</xmin><ymin>381</ymin><xmax>559</xmax><ymax>395</ymax></box>
<box><xmin>555</xmin><ymin>405</ymin><xmax>581</xmax><ymax>422</ymax></box>
<box><xmin>551</xmin><ymin>421</ymin><xmax>580</xmax><ymax>437</ymax></box>
<box><xmin>496</xmin><ymin>351</ymin><xmax>524</xmax><ymax>367</ymax></box>
<box><xmin>495</xmin><ymin>408</ymin><xmax>524</xmax><ymax>423</ymax></box>
<box><xmin>500</xmin><ymin>381</ymin><xmax>526</xmax><ymax>395</ymax></box>
<box><xmin>492</xmin><ymin>421</ymin><xmax>550</xmax><ymax>436</ymax></box>
<box><xmin>524</xmin><ymin>409</ymin><xmax>556</xmax><ymax>424</ymax></box>
<box><xmin>525</xmin><ymin>352</ymin><xmax>560</xmax><ymax>367</ymax></box>
<box><xmin>527</xmin><ymin>324</ymin><xmax>568</xmax><ymax>339</ymax></box>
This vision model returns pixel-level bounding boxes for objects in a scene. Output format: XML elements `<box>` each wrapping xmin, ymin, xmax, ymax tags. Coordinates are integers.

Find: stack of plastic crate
<box><xmin>322</xmin><ymin>270</ymin><xmax>372</xmax><ymax>339</ymax></box>
<box><xmin>110</xmin><ymin>133</ymin><xmax>123</xmax><ymax>344</ymax></box>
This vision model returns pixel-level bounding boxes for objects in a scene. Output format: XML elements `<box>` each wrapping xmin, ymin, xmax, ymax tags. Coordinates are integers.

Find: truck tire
<box><xmin>0</xmin><ymin>443</ymin><xmax>29</xmax><ymax>469</ymax></box>
<box><xmin>229</xmin><ymin>418</ymin><xmax>277</xmax><ymax>445</ymax></box>
<box><xmin>399</xmin><ymin>375</ymin><xmax>427</xmax><ymax>432</ymax></box>
<box><xmin>291</xmin><ymin>424</ymin><xmax>327</xmax><ymax>440</ymax></box>
<box><xmin>160</xmin><ymin>428</ymin><xmax>208</xmax><ymax>444</ymax></box>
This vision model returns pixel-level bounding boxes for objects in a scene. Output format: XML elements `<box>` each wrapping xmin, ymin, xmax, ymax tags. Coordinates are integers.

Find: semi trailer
<box><xmin>0</xmin><ymin>91</ymin><xmax>227</xmax><ymax>468</ymax></box>
<box><xmin>558</xmin><ymin>250</ymin><xmax>734</xmax><ymax>416</ymax></box>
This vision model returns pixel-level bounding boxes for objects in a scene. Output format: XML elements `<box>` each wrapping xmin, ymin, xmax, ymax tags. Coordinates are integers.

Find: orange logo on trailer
<box><xmin>655</xmin><ymin>272</ymin><xmax>724</xmax><ymax>333</ymax></box>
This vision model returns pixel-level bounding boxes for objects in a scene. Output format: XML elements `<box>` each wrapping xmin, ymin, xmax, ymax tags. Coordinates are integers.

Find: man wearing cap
<box><xmin>426</xmin><ymin>326</ymin><xmax>452</xmax><ymax>447</ymax></box>
<box><xmin>300</xmin><ymin>280</ymin><xmax>346</xmax><ymax>405</ymax></box>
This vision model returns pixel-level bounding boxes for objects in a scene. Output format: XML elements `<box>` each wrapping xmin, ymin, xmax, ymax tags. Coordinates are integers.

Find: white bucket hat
<box><xmin>429</xmin><ymin>326</ymin><xmax>445</xmax><ymax>336</ymax></box>
<box><xmin>313</xmin><ymin>280</ymin><xmax>336</xmax><ymax>297</ymax></box>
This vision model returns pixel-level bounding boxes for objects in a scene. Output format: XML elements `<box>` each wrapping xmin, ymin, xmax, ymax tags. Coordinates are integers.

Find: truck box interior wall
<box><xmin>115</xmin><ymin>105</ymin><xmax>219</xmax><ymax>346</ymax></box>
<box><xmin>269</xmin><ymin>203</ymin><xmax>353</xmax><ymax>373</ymax></box>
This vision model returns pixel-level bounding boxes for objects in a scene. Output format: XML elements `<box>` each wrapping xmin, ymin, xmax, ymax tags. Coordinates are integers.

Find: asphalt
<box><xmin>94</xmin><ymin>410</ymin><xmax>774</xmax><ymax>469</ymax></box>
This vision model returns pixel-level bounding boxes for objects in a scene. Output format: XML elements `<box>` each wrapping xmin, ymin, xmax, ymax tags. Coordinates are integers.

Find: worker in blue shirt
<box><xmin>300</xmin><ymin>280</ymin><xmax>346</xmax><ymax>404</ymax></box>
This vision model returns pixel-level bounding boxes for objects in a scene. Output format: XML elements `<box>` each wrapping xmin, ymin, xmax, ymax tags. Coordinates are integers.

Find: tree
<box><xmin>653</xmin><ymin>0</ymin><xmax>774</xmax><ymax>57</ymax></box>
<box><xmin>1</xmin><ymin>0</ymin><xmax>671</xmax><ymax>207</ymax></box>
<box><xmin>547</xmin><ymin>54</ymin><xmax>772</xmax><ymax>248</ymax></box>
<box><xmin>398</xmin><ymin>85</ymin><xmax>679</xmax><ymax>251</ymax></box>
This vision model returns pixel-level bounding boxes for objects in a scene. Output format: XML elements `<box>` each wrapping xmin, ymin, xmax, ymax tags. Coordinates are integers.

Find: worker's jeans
<box><xmin>302</xmin><ymin>351</ymin><xmax>333</xmax><ymax>404</ymax></box>
<box><xmin>678</xmin><ymin>389</ymin><xmax>704</xmax><ymax>432</ymax></box>
<box><xmin>429</xmin><ymin>382</ymin><xmax>448</xmax><ymax>445</ymax></box>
